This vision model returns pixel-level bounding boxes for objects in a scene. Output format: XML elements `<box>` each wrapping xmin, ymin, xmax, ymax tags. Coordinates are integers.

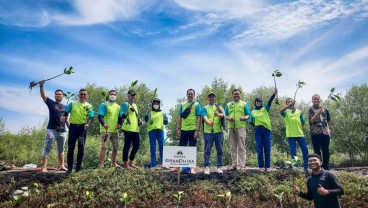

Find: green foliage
<box><xmin>173</xmin><ymin>191</ymin><xmax>184</xmax><ymax>208</ymax></box>
<box><xmin>0</xmin><ymin>117</ymin><xmax>7</xmax><ymax>135</ymax></box>
<box><xmin>62</xmin><ymin>91</ymin><xmax>76</xmax><ymax>105</ymax></box>
<box><xmin>293</xmin><ymin>80</ymin><xmax>306</xmax><ymax>101</ymax></box>
<box><xmin>0</xmin><ymin>123</ymin><xmax>49</xmax><ymax>166</ymax></box>
<box><xmin>2</xmin><ymin>168</ymin><xmax>368</xmax><ymax>208</ymax></box>
<box><xmin>328</xmin><ymin>84</ymin><xmax>368</xmax><ymax>163</ymax></box>
<box><xmin>272</xmin><ymin>69</ymin><xmax>283</xmax><ymax>78</ymax></box>
<box><xmin>217</xmin><ymin>191</ymin><xmax>232</xmax><ymax>208</ymax></box>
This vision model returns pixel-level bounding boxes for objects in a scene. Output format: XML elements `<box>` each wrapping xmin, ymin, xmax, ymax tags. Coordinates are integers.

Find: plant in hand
<box><xmin>29</xmin><ymin>66</ymin><xmax>74</xmax><ymax>91</ymax></box>
<box><xmin>272</xmin><ymin>70</ymin><xmax>282</xmax><ymax>104</ymax></box>
<box><xmin>322</xmin><ymin>87</ymin><xmax>341</xmax><ymax>107</ymax></box>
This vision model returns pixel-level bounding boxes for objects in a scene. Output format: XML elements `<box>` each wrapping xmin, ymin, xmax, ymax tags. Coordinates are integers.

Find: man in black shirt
<box><xmin>39</xmin><ymin>80</ymin><xmax>68</xmax><ymax>172</ymax></box>
<box><xmin>292</xmin><ymin>154</ymin><xmax>344</xmax><ymax>208</ymax></box>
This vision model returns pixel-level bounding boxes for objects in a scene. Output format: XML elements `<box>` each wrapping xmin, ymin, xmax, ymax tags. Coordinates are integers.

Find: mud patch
<box><xmin>0</xmin><ymin>171</ymin><xmax>66</xmax><ymax>202</ymax></box>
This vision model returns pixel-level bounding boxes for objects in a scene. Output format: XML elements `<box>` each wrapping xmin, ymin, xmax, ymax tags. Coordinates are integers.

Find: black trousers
<box><xmin>67</xmin><ymin>124</ymin><xmax>87</xmax><ymax>171</ymax></box>
<box><xmin>123</xmin><ymin>131</ymin><xmax>140</xmax><ymax>161</ymax></box>
<box><xmin>179</xmin><ymin>130</ymin><xmax>197</xmax><ymax>146</ymax></box>
<box><xmin>311</xmin><ymin>134</ymin><xmax>330</xmax><ymax>170</ymax></box>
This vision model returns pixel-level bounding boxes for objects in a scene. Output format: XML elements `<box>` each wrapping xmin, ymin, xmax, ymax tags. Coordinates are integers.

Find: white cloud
<box><xmin>174</xmin><ymin>0</ymin><xmax>368</xmax><ymax>45</ymax></box>
<box><xmin>173</xmin><ymin>0</ymin><xmax>264</xmax><ymax>16</ymax></box>
<box><xmin>54</xmin><ymin>0</ymin><xmax>153</xmax><ymax>25</ymax></box>
<box><xmin>0</xmin><ymin>85</ymin><xmax>53</xmax><ymax>117</ymax></box>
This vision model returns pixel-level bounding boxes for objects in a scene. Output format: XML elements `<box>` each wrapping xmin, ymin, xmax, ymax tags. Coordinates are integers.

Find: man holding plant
<box><xmin>98</xmin><ymin>90</ymin><xmax>121</xmax><ymax>169</ymax></box>
<box><xmin>280</xmin><ymin>98</ymin><xmax>309</xmax><ymax>172</ymax></box>
<box><xmin>308</xmin><ymin>94</ymin><xmax>331</xmax><ymax>170</ymax></box>
<box><xmin>225</xmin><ymin>89</ymin><xmax>251</xmax><ymax>171</ymax></box>
<box><xmin>291</xmin><ymin>154</ymin><xmax>344</xmax><ymax>208</ymax></box>
<box><xmin>65</xmin><ymin>89</ymin><xmax>94</xmax><ymax>174</ymax></box>
<box><xmin>202</xmin><ymin>92</ymin><xmax>224</xmax><ymax>174</ymax></box>
<box><xmin>39</xmin><ymin>80</ymin><xmax>68</xmax><ymax>173</ymax></box>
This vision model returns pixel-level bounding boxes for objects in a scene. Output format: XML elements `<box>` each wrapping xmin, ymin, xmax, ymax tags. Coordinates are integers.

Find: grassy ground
<box><xmin>1</xmin><ymin>167</ymin><xmax>368</xmax><ymax>208</ymax></box>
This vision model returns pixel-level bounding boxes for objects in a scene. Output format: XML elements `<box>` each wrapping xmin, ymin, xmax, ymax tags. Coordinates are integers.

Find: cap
<box><xmin>153</xmin><ymin>98</ymin><xmax>161</xmax><ymax>103</ymax></box>
<box><xmin>255</xmin><ymin>97</ymin><xmax>263</xmax><ymax>102</ymax></box>
<box><xmin>128</xmin><ymin>90</ymin><xmax>136</xmax><ymax>96</ymax></box>
<box><xmin>208</xmin><ymin>92</ymin><xmax>216</xmax><ymax>97</ymax></box>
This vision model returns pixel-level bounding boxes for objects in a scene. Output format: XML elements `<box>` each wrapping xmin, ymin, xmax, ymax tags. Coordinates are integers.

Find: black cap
<box><xmin>307</xmin><ymin>154</ymin><xmax>322</xmax><ymax>161</ymax></box>
<box><xmin>255</xmin><ymin>97</ymin><xmax>263</xmax><ymax>102</ymax></box>
<box><xmin>128</xmin><ymin>90</ymin><xmax>136</xmax><ymax>96</ymax></box>
<box><xmin>208</xmin><ymin>92</ymin><xmax>216</xmax><ymax>97</ymax></box>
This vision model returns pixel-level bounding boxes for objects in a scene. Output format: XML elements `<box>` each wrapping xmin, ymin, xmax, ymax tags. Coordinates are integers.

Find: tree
<box><xmin>0</xmin><ymin>117</ymin><xmax>7</xmax><ymax>135</ymax></box>
<box><xmin>329</xmin><ymin>84</ymin><xmax>368</xmax><ymax>163</ymax></box>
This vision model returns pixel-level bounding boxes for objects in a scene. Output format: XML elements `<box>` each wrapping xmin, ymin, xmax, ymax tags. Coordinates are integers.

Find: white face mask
<box><xmin>109</xmin><ymin>95</ymin><xmax>117</xmax><ymax>101</ymax></box>
<box><xmin>153</xmin><ymin>104</ymin><xmax>159</xmax><ymax>110</ymax></box>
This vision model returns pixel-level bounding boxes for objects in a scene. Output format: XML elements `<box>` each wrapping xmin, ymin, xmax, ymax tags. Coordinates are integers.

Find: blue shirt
<box><xmin>45</xmin><ymin>97</ymin><xmax>66</xmax><ymax>132</ymax></box>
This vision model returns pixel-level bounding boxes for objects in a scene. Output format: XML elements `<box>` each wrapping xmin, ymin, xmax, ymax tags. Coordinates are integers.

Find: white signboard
<box><xmin>163</xmin><ymin>146</ymin><xmax>197</xmax><ymax>167</ymax></box>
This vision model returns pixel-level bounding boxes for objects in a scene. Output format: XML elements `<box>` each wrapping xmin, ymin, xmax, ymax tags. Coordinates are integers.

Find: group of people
<box><xmin>38</xmin><ymin>82</ymin><xmax>343</xmax><ymax>207</ymax></box>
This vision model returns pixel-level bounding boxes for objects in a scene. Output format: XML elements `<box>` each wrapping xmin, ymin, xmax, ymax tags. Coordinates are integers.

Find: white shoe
<box><xmin>217</xmin><ymin>167</ymin><xmax>223</xmax><ymax>174</ymax></box>
<box><xmin>204</xmin><ymin>167</ymin><xmax>210</xmax><ymax>175</ymax></box>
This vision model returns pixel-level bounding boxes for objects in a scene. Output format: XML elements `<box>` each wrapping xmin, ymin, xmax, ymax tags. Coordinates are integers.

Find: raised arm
<box><xmin>266</xmin><ymin>88</ymin><xmax>278</xmax><ymax>109</ymax></box>
<box><xmin>39</xmin><ymin>80</ymin><xmax>47</xmax><ymax>102</ymax></box>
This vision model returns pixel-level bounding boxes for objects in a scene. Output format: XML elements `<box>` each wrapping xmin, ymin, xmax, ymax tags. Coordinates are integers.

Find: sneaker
<box><xmin>204</xmin><ymin>167</ymin><xmax>210</xmax><ymax>175</ymax></box>
<box><xmin>217</xmin><ymin>167</ymin><xmax>223</xmax><ymax>174</ymax></box>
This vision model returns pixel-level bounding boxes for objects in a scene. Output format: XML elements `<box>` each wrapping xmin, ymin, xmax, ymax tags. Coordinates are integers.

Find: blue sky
<box><xmin>1</xmin><ymin>0</ymin><xmax>368</xmax><ymax>133</ymax></box>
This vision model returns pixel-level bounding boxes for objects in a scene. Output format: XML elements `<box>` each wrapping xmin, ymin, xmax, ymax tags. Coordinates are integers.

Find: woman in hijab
<box><xmin>249</xmin><ymin>88</ymin><xmax>277</xmax><ymax>172</ymax></box>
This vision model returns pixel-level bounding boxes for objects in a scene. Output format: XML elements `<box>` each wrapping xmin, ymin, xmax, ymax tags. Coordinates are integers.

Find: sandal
<box><xmin>58</xmin><ymin>167</ymin><xmax>68</xmax><ymax>171</ymax></box>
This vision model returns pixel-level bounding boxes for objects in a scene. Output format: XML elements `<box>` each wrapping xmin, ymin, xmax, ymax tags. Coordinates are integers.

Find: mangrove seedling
<box><xmin>274</xmin><ymin>192</ymin><xmax>284</xmax><ymax>208</ymax></box>
<box><xmin>272</xmin><ymin>70</ymin><xmax>282</xmax><ymax>104</ymax></box>
<box><xmin>119</xmin><ymin>192</ymin><xmax>132</xmax><ymax>208</ymax></box>
<box><xmin>29</xmin><ymin>66</ymin><xmax>74</xmax><ymax>91</ymax></box>
<box><xmin>293</xmin><ymin>80</ymin><xmax>306</xmax><ymax>102</ymax></box>
<box><xmin>218</xmin><ymin>191</ymin><xmax>232</xmax><ymax>208</ymax></box>
<box><xmin>321</xmin><ymin>87</ymin><xmax>341</xmax><ymax>107</ymax></box>
<box><xmin>173</xmin><ymin>191</ymin><xmax>185</xmax><ymax>208</ymax></box>
<box><xmin>85</xmin><ymin>191</ymin><xmax>94</xmax><ymax>200</ymax></box>
<box><xmin>101</xmin><ymin>91</ymin><xmax>109</xmax><ymax>103</ymax></box>
<box><xmin>63</xmin><ymin>91</ymin><xmax>75</xmax><ymax>106</ymax></box>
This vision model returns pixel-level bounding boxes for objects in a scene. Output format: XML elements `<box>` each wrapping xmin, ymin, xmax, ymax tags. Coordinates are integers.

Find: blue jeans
<box><xmin>148</xmin><ymin>130</ymin><xmax>164</xmax><ymax>167</ymax></box>
<box><xmin>255</xmin><ymin>126</ymin><xmax>272</xmax><ymax>168</ymax></box>
<box><xmin>203</xmin><ymin>132</ymin><xmax>224</xmax><ymax>167</ymax></box>
<box><xmin>288</xmin><ymin>137</ymin><xmax>309</xmax><ymax>169</ymax></box>
<box><xmin>43</xmin><ymin>129</ymin><xmax>66</xmax><ymax>157</ymax></box>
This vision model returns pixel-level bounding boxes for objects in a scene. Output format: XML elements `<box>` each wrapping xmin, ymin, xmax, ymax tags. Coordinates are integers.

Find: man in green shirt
<box><xmin>98</xmin><ymin>90</ymin><xmax>121</xmax><ymax>169</ymax></box>
<box><xmin>225</xmin><ymin>89</ymin><xmax>251</xmax><ymax>171</ymax></box>
<box><xmin>177</xmin><ymin>89</ymin><xmax>202</xmax><ymax>174</ymax></box>
<box><xmin>202</xmin><ymin>92</ymin><xmax>224</xmax><ymax>174</ymax></box>
<box><xmin>65</xmin><ymin>89</ymin><xmax>94</xmax><ymax>174</ymax></box>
